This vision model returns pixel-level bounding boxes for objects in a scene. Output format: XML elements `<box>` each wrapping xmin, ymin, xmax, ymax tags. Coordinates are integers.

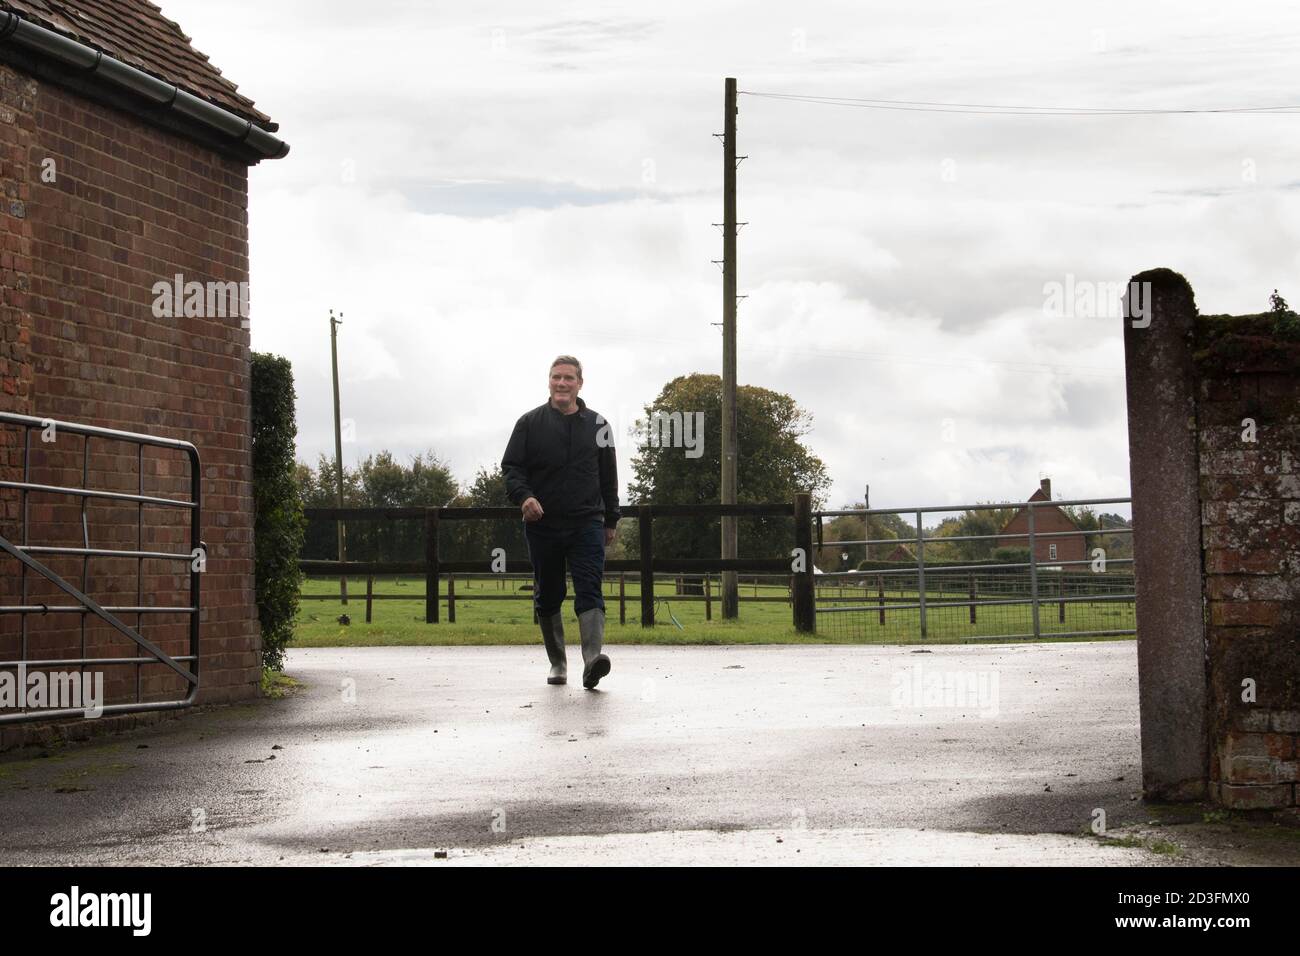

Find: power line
<box><xmin>568</xmin><ymin>326</ymin><xmax>1124</xmax><ymax>380</ymax></box>
<box><xmin>740</xmin><ymin>90</ymin><xmax>1300</xmax><ymax>115</ymax></box>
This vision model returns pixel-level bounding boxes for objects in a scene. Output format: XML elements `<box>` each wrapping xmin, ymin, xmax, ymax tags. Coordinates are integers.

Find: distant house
<box><xmin>882</xmin><ymin>543</ymin><xmax>914</xmax><ymax>563</ymax></box>
<box><xmin>995</xmin><ymin>478</ymin><xmax>1085</xmax><ymax>565</ymax></box>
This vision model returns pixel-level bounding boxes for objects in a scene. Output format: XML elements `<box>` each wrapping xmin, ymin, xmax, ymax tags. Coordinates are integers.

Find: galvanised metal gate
<box><xmin>814</xmin><ymin>496</ymin><xmax>1135</xmax><ymax>642</ymax></box>
<box><xmin>0</xmin><ymin>412</ymin><xmax>201</xmax><ymax>722</ymax></box>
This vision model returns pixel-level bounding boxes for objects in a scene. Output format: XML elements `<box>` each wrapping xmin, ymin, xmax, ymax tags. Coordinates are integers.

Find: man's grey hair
<box><xmin>550</xmin><ymin>355</ymin><xmax>582</xmax><ymax>380</ymax></box>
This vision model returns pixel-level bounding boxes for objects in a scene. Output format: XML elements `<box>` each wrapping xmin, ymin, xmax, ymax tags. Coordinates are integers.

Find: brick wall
<box><xmin>0</xmin><ymin>61</ymin><xmax>261</xmax><ymax>719</ymax></box>
<box><xmin>1</xmin><ymin>68</ymin><xmax>36</xmax><ymax>504</ymax></box>
<box><xmin>1123</xmin><ymin>268</ymin><xmax>1300</xmax><ymax>808</ymax></box>
<box><xmin>1195</xmin><ymin>314</ymin><xmax>1300</xmax><ymax>810</ymax></box>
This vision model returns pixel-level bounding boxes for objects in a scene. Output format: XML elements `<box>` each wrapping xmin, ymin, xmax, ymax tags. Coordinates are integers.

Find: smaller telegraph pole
<box><xmin>330</xmin><ymin>310</ymin><xmax>347</xmax><ymax>604</ymax></box>
<box><xmin>863</xmin><ymin>484</ymin><xmax>870</xmax><ymax>562</ymax></box>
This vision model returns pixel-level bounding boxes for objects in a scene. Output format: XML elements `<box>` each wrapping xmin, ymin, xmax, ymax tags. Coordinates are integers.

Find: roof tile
<box><xmin>1</xmin><ymin>0</ymin><xmax>271</xmax><ymax>124</ymax></box>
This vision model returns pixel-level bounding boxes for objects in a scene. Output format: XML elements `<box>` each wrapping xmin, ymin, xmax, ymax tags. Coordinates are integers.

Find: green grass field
<box><xmin>293</xmin><ymin>575</ymin><xmax>1135</xmax><ymax>647</ymax></box>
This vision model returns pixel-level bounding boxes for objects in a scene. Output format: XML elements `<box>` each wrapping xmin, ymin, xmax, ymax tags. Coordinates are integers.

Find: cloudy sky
<box><xmin>164</xmin><ymin>0</ymin><xmax>1300</xmax><ymax>515</ymax></box>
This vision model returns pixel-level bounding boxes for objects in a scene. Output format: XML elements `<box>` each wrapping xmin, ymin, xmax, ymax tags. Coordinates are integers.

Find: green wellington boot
<box><xmin>539</xmin><ymin>611</ymin><xmax>568</xmax><ymax>685</ymax></box>
<box><xmin>578</xmin><ymin>607</ymin><xmax>611</xmax><ymax>689</ymax></box>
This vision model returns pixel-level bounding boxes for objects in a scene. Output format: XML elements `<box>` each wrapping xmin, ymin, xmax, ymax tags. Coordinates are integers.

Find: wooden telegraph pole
<box><xmin>863</xmin><ymin>483</ymin><xmax>870</xmax><ymax>562</ymax></box>
<box><xmin>721</xmin><ymin>77</ymin><xmax>739</xmax><ymax>619</ymax></box>
<box><xmin>330</xmin><ymin>310</ymin><xmax>347</xmax><ymax>604</ymax></box>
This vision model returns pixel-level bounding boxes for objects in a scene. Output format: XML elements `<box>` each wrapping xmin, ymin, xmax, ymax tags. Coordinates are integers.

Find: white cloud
<box><xmin>161</xmin><ymin>0</ymin><xmax>1300</xmax><ymax>515</ymax></box>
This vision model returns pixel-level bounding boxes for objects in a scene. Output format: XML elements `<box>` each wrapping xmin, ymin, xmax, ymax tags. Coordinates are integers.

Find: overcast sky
<box><xmin>162</xmin><ymin>0</ymin><xmax>1300</xmax><ymax>515</ymax></box>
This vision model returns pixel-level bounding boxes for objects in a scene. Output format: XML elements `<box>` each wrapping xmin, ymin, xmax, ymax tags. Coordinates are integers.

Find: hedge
<box><xmin>251</xmin><ymin>352</ymin><xmax>306</xmax><ymax>671</ymax></box>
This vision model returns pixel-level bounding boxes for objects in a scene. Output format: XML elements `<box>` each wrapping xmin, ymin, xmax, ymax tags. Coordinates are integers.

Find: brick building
<box><xmin>0</xmin><ymin>1</ymin><xmax>288</xmax><ymax>727</ymax></box>
<box><xmin>995</xmin><ymin>478</ymin><xmax>1086</xmax><ymax>566</ymax></box>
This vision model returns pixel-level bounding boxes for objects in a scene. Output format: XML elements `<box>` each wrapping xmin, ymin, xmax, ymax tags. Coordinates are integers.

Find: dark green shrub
<box><xmin>251</xmin><ymin>353</ymin><xmax>306</xmax><ymax>671</ymax></box>
<box><xmin>991</xmin><ymin>547</ymin><xmax>1030</xmax><ymax>564</ymax></box>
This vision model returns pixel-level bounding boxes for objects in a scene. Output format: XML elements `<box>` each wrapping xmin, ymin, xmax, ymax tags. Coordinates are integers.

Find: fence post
<box><xmin>424</xmin><ymin>507</ymin><xmax>439</xmax><ymax>624</ymax></box>
<box><xmin>1028</xmin><ymin>505</ymin><xmax>1039</xmax><ymax>638</ymax></box>
<box><xmin>704</xmin><ymin>573</ymin><xmax>712</xmax><ymax>620</ymax></box>
<box><xmin>916</xmin><ymin>511</ymin><xmax>927</xmax><ymax>639</ymax></box>
<box><xmin>639</xmin><ymin>508</ymin><xmax>654</xmax><ymax>627</ymax></box>
<box><xmin>969</xmin><ymin>572</ymin><xmax>975</xmax><ymax>625</ymax></box>
<box><xmin>366</xmin><ymin>574</ymin><xmax>373</xmax><ymax>624</ymax></box>
<box><xmin>793</xmin><ymin>492</ymin><xmax>815</xmax><ymax>633</ymax></box>
<box><xmin>878</xmin><ymin>573</ymin><xmax>885</xmax><ymax>626</ymax></box>
<box><xmin>448</xmin><ymin>573</ymin><xmax>456</xmax><ymax>624</ymax></box>
<box><xmin>619</xmin><ymin>572</ymin><xmax>626</xmax><ymax>625</ymax></box>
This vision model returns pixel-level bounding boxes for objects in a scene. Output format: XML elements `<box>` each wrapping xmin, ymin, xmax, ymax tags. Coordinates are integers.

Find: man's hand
<box><xmin>604</xmin><ymin>526</ymin><xmax>617</xmax><ymax>548</ymax></box>
<box><xmin>521</xmin><ymin>497</ymin><xmax>544</xmax><ymax>522</ymax></box>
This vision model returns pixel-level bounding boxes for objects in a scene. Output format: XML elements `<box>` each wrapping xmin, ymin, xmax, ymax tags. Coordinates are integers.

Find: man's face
<box><xmin>548</xmin><ymin>364</ymin><xmax>582</xmax><ymax>409</ymax></box>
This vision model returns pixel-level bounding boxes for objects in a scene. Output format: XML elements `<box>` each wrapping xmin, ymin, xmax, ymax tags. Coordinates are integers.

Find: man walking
<box><xmin>502</xmin><ymin>356</ymin><xmax>620</xmax><ymax>689</ymax></box>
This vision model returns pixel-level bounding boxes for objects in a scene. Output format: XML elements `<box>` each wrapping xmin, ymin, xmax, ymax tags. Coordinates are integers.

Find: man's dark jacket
<box><xmin>502</xmin><ymin>396</ymin><xmax>620</xmax><ymax>531</ymax></box>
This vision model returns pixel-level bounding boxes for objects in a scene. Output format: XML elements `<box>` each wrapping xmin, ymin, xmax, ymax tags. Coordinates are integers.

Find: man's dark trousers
<box><xmin>525</xmin><ymin>518</ymin><xmax>607</xmax><ymax>618</ymax></box>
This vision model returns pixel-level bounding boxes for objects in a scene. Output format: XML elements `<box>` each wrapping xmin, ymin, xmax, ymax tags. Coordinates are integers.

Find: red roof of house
<box><xmin>1</xmin><ymin>0</ymin><xmax>271</xmax><ymax>124</ymax></box>
<box><xmin>999</xmin><ymin>485</ymin><xmax>1080</xmax><ymax>532</ymax></box>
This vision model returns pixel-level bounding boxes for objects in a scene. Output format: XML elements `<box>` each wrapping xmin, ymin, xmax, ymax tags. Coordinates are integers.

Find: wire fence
<box><xmin>815</xmin><ymin>496</ymin><xmax>1134</xmax><ymax>643</ymax></box>
<box><xmin>297</xmin><ymin>496</ymin><xmax>1133</xmax><ymax>644</ymax></box>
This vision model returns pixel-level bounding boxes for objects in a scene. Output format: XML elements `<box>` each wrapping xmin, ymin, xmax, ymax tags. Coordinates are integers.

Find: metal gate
<box><xmin>814</xmin><ymin>496</ymin><xmax>1135</xmax><ymax>642</ymax></box>
<box><xmin>0</xmin><ymin>412</ymin><xmax>201</xmax><ymax>722</ymax></box>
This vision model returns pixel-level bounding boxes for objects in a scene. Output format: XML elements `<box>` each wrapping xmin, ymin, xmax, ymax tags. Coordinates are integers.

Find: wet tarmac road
<box><xmin>0</xmin><ymin>642</ymin><xmax>1162</xmax><ymax>865</ymax></box>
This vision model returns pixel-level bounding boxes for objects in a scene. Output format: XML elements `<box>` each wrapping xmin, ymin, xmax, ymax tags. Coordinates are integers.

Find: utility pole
<box><xmin>863</xmin><ymin>483</ymin><xmax>870</xmax><ymax>562</ymax></box>
<box><xmin>330</xmin><ymin>310</ymin><xmax>347</xmax><ymax>604</ymax></box>
<box><xmin>721</xmin><ymin>76</ymin><xmax>739</xmax><ymax>619</ymax></box>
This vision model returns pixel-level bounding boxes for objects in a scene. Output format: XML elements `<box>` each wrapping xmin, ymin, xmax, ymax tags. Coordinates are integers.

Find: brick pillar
<box><xmin>1121</xmin><ymin>268</ymin><xmax>1208</xmax><ymax>800</ymax></box>
<box><xmin>1197</xmin><ymin>313</ymin><xmax>1300</xmax><ymax>809</ymax></box>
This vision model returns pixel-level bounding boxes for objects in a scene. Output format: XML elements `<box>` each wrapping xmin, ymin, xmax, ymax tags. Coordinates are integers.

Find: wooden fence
<box><xmin>299</xmin><ymin>494</ymin><xmax>817</xmax><ymax>632</ymax></box>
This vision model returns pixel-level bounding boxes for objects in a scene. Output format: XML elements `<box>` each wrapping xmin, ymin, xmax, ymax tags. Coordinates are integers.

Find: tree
<box><xmin>1093</xmin><ymin>512</ymin><xmax>1134</xmax><ymax>562</ymax></box>
<box><xmin>446</xmin><ymin>465</ymin><xmax>527</xmax><ymax>566</ymax></box>
<box><xmin>296</xmin><ymin>450</ymin><xmax>456</xmax><ymax>563</ymax></box>
<box><xmin>356</xmin><ymin>450</ymin><xmax>415</xmax><ymax>563</ymax></box>
<box><xmin>815</xmin><ymin>504</ymin><xmax>909</xmax><ymax>571</ymax></box>
<box><xmin>298</xmin><ymin>452</ymin><xmax>363</xmax><ymax>561</ymax></box>
<box><xmin>1060</xmin><ymin>504</ymin><xmax>1104</xmax><ymax>559</ymax></box>
<box><xmin>356</xmin><ymin>449</ymin><xmax>457</xmax><ymax>562</ymax></box>
<box><xmin>923</xmin><ymin>506</ymin><xmax>1021</xmax><ymax>563</ymax></box>
<box><xmin>1269</xmin><ymin>289</ymin><xmax>1300</xmax><ymax>337</ymax></box>
<box><xmin>625</xmin><ymin>374</ymin><xmax>831</xmax><ymax>562</ymax></box>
